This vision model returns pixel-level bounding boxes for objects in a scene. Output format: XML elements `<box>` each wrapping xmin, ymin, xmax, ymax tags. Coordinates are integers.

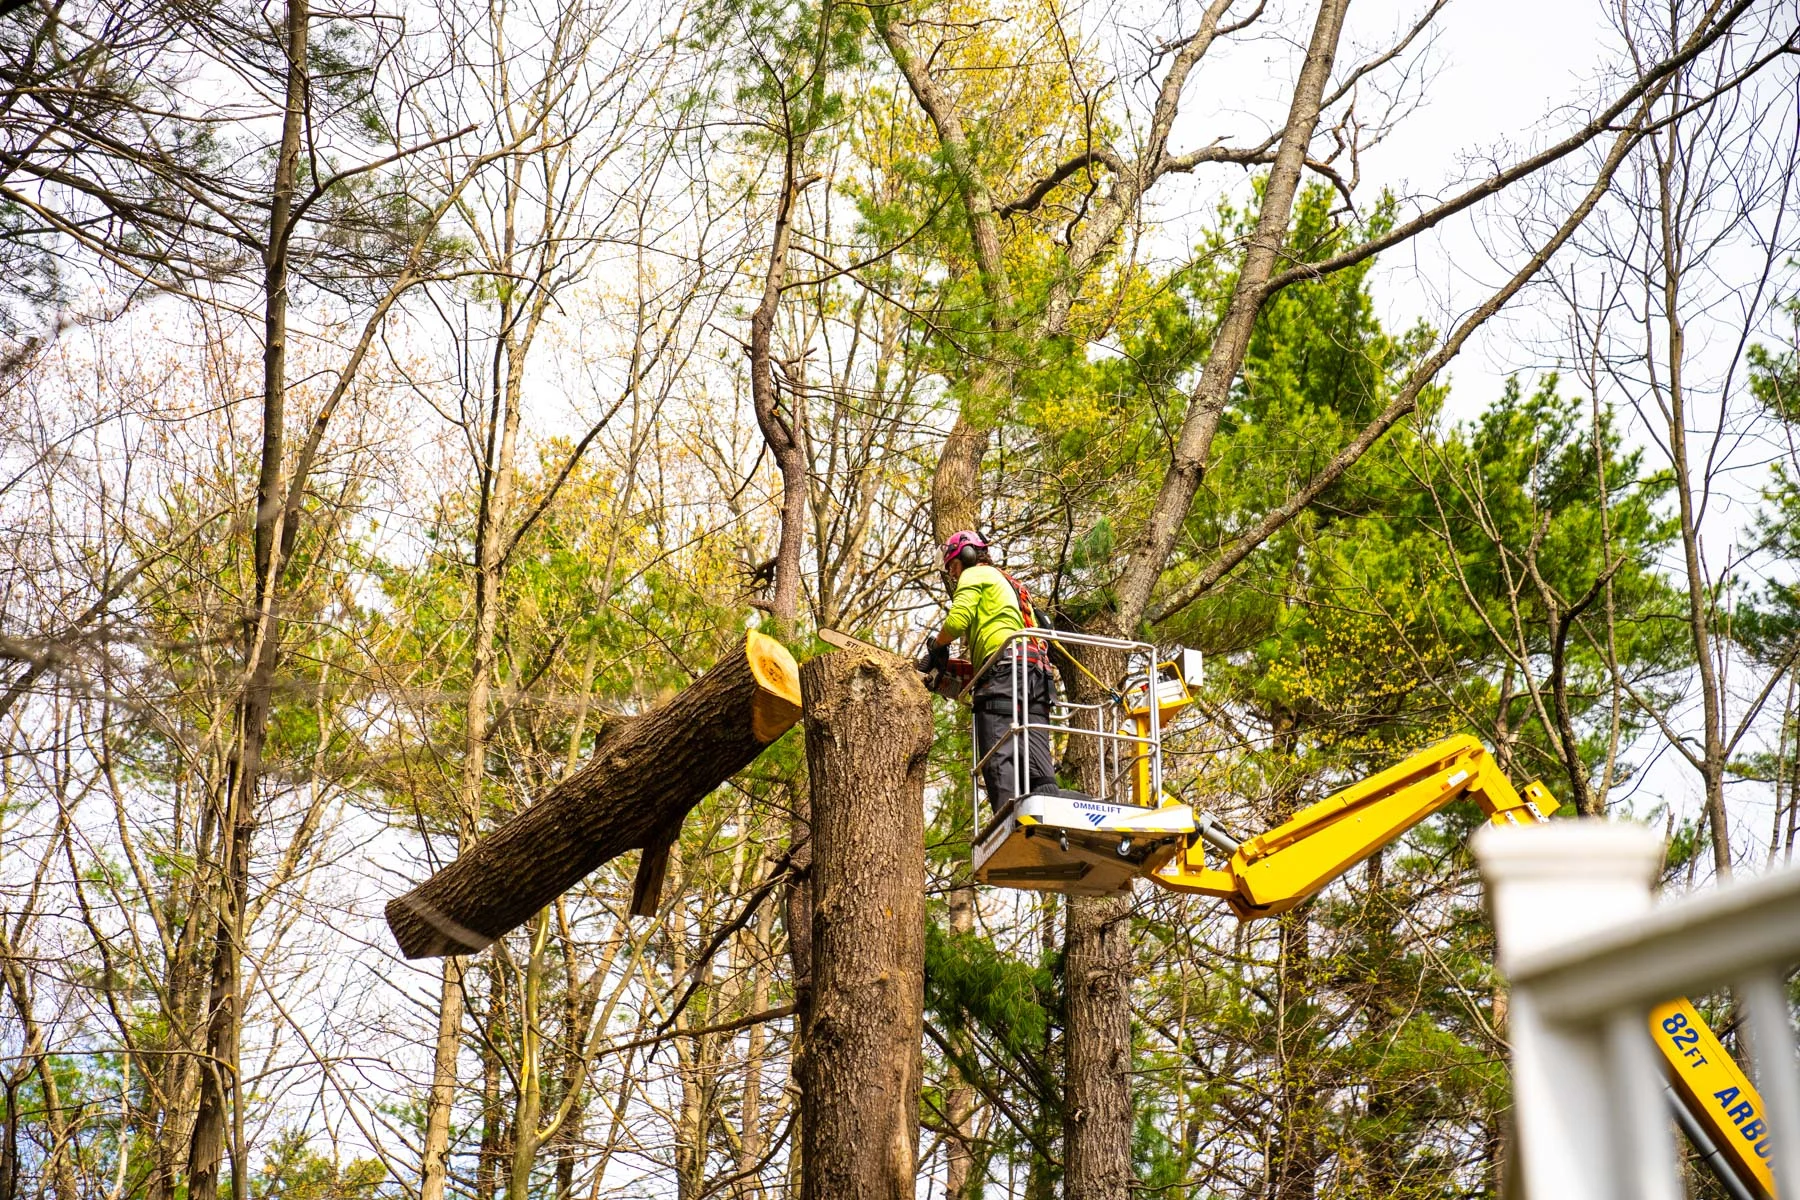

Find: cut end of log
<box><xmin>386</xmin><ymin>891</ymin><xmax>495</xmax><ymax>960</ymax></box>
<box><xmin>747</xmin><ymin>629</ymin><xmax>802</xmax><ymax>743</ymax></box>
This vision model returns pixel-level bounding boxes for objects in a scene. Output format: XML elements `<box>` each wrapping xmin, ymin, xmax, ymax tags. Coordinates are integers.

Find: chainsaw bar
<box><xmin>817</xmin><ymin>627</ymin><xmax>900</xmax><ymax>656</ymax></box>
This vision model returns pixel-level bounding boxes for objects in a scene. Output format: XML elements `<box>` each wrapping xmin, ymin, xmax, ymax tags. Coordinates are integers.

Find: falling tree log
<box><xmin>799</xmin><ymin>645</ymin><xmax>933</xmax><ymax>1200</ymax></box>
<box><xmin>386</xmin><ymin>632</ymin><xmax>801</xmax><ymax>959</ymax></box>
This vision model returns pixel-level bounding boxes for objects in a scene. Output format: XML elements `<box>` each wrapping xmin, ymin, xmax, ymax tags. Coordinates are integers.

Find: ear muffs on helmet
<box><xmin>943</xmin><ymin>530</ymin><xmax>988</xmax><ymax>568</ymax></box>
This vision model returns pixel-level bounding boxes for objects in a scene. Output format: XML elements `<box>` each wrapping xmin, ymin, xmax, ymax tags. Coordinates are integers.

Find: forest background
<box><xmin>3</xmin><ymin>0</ymin><xmax>1800</xmax><ymax>1196</ymax></box>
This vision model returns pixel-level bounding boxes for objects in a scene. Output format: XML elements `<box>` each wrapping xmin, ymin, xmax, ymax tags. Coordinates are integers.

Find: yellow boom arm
<box><xmin>1152</xmin><ymin>735</ymin><xmax>1557</xmax><ymax>918</ymax></box>
<box><xmin>1150</xmin><ymin>734</ymin><xmax>1775</xmax><ymax>1199</ymax></box>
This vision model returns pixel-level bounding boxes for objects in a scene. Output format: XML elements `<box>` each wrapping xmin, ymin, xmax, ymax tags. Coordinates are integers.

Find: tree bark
<box><xmin>1063</xmin><ymin>894</ymin><xmax>1134</xmax><ymax>1200</ymax></box>
<box><xmin>748</xmin><ymin>144</ymin><xmax>812</xmax><ymax>633</ymax></box>
<box><xmin>799</xmin><ymin>647</ymin><xmax>932</xmax><ymax>1200</ymax></box>
<box><xmin>1268</xmin><ymin>910</ymin><xmax>1320</xmax><ymax>1200</ymax></box>
<box><xmin>1057</xmin><ymin>640</ymin><xmax>1135</xmax><ymax>1200</ymax></box>
<box><xmin>735</xmin><ymin>935</ymin><xmax>770</xmax><ymax>1199</ymax></box>
<box><xmin>478</xmin><ymin>986</ymin><xmax>505</xmax><ymax>1200</ymax></box>
<box><xmin>387</xmin><ymin>633</ymin><xmax>801</xmax><ymax>958</ymax></box>
<box><xmin>784</xmin><ymin>779</ymin><xmax>814</xmax><ymax>1190</ymax></box>
<box><xmin>931</xmin><ymin>416</ymin><xmax>989</xmax><ymax>544</ymax></box>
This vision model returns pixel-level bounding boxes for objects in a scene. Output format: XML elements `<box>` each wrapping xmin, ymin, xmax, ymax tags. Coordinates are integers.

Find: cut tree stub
<box><xmin>385</xmin><ymin>631</ymin><xmax>801</xmax><ymax>959</ymax></box>
<box><xmin>799</xmin><ymin>646</ymin><xmax>933</xmax><ymax>1200</ymax></box>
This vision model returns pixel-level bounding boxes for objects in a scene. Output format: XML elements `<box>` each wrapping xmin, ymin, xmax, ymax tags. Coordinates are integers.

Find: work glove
<box><xmin>916</xmin><ymin>642</ymin><xmax>950</xmax><ymax>674</ymax></box>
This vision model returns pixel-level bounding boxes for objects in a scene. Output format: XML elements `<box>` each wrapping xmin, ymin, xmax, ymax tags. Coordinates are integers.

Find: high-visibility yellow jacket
<box><xmin>943</xmin><ymin>564</ymin><xmax>1024</xmax><ymax>674</ymax></box>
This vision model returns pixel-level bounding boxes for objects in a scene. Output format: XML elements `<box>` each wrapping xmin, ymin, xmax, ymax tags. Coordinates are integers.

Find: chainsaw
<box><xmin>817</xmin><ymin>628</ymin><xmax>970</xmax><ymax>698</ymax></box>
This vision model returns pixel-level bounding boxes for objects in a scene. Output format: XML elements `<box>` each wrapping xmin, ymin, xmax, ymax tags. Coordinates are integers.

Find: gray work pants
<box><xmin>973</xmin><ymin>659</ymin><xmax>1057</xmax><ymax>807</ymax></box>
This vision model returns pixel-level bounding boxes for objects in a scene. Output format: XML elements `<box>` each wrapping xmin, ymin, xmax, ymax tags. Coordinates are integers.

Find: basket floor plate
<box><xmin>973</xmin><ymin>794</ymin><xmax>1194</xmax><ymax>896</ymax></box>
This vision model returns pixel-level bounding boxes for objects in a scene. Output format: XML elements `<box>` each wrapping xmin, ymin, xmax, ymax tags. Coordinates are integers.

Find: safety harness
<box><xmin>999</xmin><ymin>570</ymin><xmax>1121</xmax><ymax>702</ymax></box>
<box><xmin>964</xmin><ymin>569</ymin><xmax>1051</xmax><ymax>700</ymax></box>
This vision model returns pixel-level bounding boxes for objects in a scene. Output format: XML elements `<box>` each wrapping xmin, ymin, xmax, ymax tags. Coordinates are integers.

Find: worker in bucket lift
<box><xmin>921</xmin><ymin>531</ymin><xmax>1081</xmax><ymax>811</ymax></box>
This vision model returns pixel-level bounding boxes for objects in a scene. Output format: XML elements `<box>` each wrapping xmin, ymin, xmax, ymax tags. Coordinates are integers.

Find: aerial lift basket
<box><xmin>969</xmin><ymin>629</ymin><xmax>1207</xmax><ymax>895</ymax></box>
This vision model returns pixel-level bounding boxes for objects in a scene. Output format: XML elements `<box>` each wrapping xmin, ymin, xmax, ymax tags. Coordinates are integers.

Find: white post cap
<box><xmin>1471</xmin><ymin>819</ymin><xmax>1665</xmax><ymax>971</ymax></box>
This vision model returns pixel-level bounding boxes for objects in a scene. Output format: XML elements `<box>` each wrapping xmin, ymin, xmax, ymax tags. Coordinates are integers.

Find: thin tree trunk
<box><xmin>553</xmin><ymin>899</ymin><xmax>593</xmax><ymax>1200</ymax></box>
<box><xmin>735</xmin><ymin>830</ymin><xmax>770</xmax><ymax>1200</ymax></box>
<box><xmin>186</xmin><ymin>1</ymin><xmax>308</xmax><ymax>1193</ymax></box>
<box><xmin>735</xmin><ymin>962</ymin><xmax>769</xmax><ymax>1199</ymax></box>
<box><xmin>799</xmin><ymin>647</ymin><xmax>932</xmax><ymax>1200</ymax></box>
<box><xmin>478</xmin><ymin>971</ymin><xmax>505</xmax><ymax>1200</ymax></box>
<box><xmin>670</xmin><ymin>845</ymin><xmax>714</xmax><ymax>1200</ymax></box>
<box><xmin>420</xmin><ymin>958</ymin><xmax>465</xmax><ymax>1200</ymax></box>
<box><xmin>784</xmin><ymin>778</ymin><xmax>813</xmax><ymax>1195</ymax></box>
<box><xmin>740</xmin><ymin>46</ymin><xmax>826</xmax><ymax>1194</ymax></box>
<box><xmin>505</xmin><ymin>913</ymin><xmax>551</xmax><ymax>1200</ymax></box>
<box><xmin>943</xmin><ymin>881</ymin><xmax>978</xmax><ymax>1200</ymax></box>
<box><xmin>1655</xmin><ymin>120</ymin><xmax>1731</xmax><ymax>877</ymax></box>
<box><xmin>0</xmin><ymin>1075</ymin><xmax>16</xmax><ymax>1200</ymax></box>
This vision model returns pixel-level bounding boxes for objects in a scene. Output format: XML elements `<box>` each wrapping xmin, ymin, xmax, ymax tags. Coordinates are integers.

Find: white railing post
<box><xmin>1741</xmin><ymin>967</ymin><xmax>1800</xmax><ymax>1193</ymax></box>
<box><xmin>1472</xmin><ymin>820</ymin><xmax>1672</xmax><ymax>1200</ymax></box>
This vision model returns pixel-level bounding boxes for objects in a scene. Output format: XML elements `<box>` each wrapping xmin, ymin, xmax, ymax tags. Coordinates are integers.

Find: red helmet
<box><xmin>942</xmin><ymin>530</ymin><xmax>988</xmax><ymax>567</ymax></box>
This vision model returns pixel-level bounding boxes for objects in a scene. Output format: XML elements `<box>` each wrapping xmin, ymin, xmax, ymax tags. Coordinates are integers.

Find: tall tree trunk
<box><xmin>1060</xmin><ymin>642</ymin><xmax>1134</xmax><ymax>1200</ymax></box>
<box><xmin>735</xmin><ymin>961</ymin><xmax>770</xmax><ymax>1198</ymax></box>
<box><xmin>1053</xmin><ymin>11</ymin><xmax>1353</xmax><ymax>1196</ymax></box>
<box><xmin>735</xmin><ymin>831</ymin><xmax>771</xmax><ymax>1200</ymax></box>
<box><xmin>783</xmin><ymin>780</ymin><xmax>814</xmax><ymax>1193</ymax></box>
<box><xmin>186</xmin><ymin>2</ymin><xmax>308</xmax><ymax>1194</ymax></box>
<box><xmin>748</xmin><ymin>160</ymin><xmax>811</xmax><ymax>631</ymax></box>
<box><xmin>798</xmin><ymin>648</ymin><xmax>932</xmax><ymax>1200</ymax></box>
<box><xmin>740</xmin><ymin>42</ymin><xmax>826</xmax><ymax>1191</ymax></box>
<box><xmin>505</xmin><ymin>912</ymin><xmax>552</xmax><ymax>1200</ymax></box>
<box><xmin>553</xmin><ymin>899</ymin><xmax>594</xmax><ymax>1200</ymax></box>
<box><xmin>667</xmin><ymin>841</ymin><xmax>713</xmax><ymax>1200</ymax></box>
<box><xmin>1062</xmin><ymin>893</ymin><xmax>1134</xmax><ymax>1200</ymax></box>
<box><xmin>1109</xmin><ymin>0</ymin><xmax>1352</xmax><ymax>625</ymax></box>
